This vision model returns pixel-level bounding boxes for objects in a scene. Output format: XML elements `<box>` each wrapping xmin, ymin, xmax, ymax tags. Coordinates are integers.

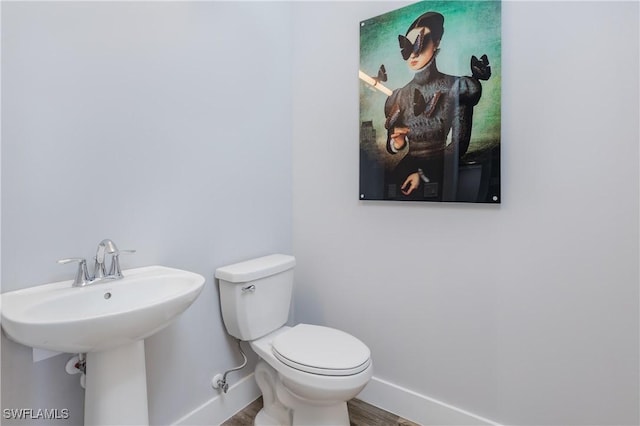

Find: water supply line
<box><xmin>212</xmin><ymin>339</ymin><xmax>247</xmax><ymax>393</ymax></box>
<box><xmin>65</xmin><ymin>353</ymin><xmax>87</xmax><ymax>388</ymax></box>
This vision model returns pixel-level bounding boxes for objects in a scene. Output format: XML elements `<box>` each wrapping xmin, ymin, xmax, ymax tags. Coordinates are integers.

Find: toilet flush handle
<box><xmin>241</xmin><ymin>284</ymin><xmax>256</xmax><ymax>293</ymax></box>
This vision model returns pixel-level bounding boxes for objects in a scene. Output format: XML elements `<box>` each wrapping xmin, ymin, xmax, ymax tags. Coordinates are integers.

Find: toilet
<box><xmin>215</xmin><ymin>254</ymin><xmax>372</xmax><ymax>426</ymax></box>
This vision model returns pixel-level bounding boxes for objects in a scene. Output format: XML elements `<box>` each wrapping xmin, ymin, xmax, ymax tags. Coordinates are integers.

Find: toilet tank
<box><xmin>215</xmin><ymin>254</ymin><xmax>296</xmax><ymax>341</ymax></box>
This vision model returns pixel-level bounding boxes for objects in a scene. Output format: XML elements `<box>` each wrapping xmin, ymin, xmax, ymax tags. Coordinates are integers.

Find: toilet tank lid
<box><xmin>215</xmin><ymin>254</ymin><xmax>296</xmax><ymax>283</ymax></box>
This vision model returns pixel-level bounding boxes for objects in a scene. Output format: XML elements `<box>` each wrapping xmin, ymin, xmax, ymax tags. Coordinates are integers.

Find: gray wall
<box><xmin>291</xmin><ymin>1</ymin><xmax>639</xmax><ymax>425</ymax></box>
<box><xmin>1</xmin><ymin>2</ymin><xmax>292</xmax><ymax>424</ymax></box>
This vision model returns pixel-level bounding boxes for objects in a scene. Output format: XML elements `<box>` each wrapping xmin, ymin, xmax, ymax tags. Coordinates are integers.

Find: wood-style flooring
<box><xmin>221</xmin><ymin>397</ymin><xmax>420</xmax><ymax>426</ymax></box>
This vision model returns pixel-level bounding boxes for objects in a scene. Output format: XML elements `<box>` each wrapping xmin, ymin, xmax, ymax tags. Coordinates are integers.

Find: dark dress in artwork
<box><xmin>384</xmin><ymin>57</ymin><xmax>482</xmax><ymax>201</ymax></box>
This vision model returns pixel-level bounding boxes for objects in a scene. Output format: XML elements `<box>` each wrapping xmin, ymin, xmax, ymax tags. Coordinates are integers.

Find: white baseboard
<box><xmin>171</xmin><ymin>373</ymin><xmax>260</xmax><ymax>426</ymax></box>
<box><xmin>357</xmin><ymin>377</ymin><xmax>502</xmax><ymax>426</ymax></box>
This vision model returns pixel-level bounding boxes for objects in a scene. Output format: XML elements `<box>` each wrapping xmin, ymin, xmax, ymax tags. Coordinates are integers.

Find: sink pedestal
<box><xmin>84</xmin><ymin>341</ymin><xmax>149</xmax><ymax>425</ymax></box>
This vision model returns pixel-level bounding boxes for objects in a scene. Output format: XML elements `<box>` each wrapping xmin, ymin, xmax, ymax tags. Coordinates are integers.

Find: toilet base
<box><xmin>290</xmin><ymin>403</ymin><xmax>349</xmax><ymax>426</ymax></box>
<box><xmin>254</xmin><ymin>402</ymin><xmax>348</xmax><ymax>426</ymax></box>
<box><xmin>254</xmin><ymin>360</ymin><xmax>352</xmax><ymax>426</ymax></box>
<box><xmin>254</xmin><ymin>408</ymin><xmax>286</xmax><ymax>426</ymax></box>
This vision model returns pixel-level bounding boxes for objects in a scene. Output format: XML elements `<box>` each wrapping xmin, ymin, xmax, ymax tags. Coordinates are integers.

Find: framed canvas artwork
<box><xmin>359</xmin><ymin>1</ymin><xmax>501</xmax><ymax>203</ymax></box>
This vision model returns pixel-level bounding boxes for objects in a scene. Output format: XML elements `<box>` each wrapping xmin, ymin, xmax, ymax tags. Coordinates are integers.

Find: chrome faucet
<box><xmin>58</xmin><ymin>239</ymin><xmax>136</xmax><ymax>287</ymax></box>
<box><xmin>94</xmin><ymin>239</ymin><xmax>118</xmax><ymax>279</ymax></box>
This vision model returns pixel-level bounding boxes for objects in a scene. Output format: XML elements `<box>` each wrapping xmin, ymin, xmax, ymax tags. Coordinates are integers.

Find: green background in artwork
<box><xmin>360</xmin><ymin>1</ymin><xmax>501</xmax><ymax>164</ymax></box>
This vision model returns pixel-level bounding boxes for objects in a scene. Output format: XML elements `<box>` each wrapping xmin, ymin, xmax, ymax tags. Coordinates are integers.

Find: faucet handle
<box><xmin>57</xmin><ymin>257</ymin><xmax>85</xmax><ymax>265</ymax></box>
<box><xmin>57</xmin><ymin>258</ymin><xmax>91</xmax><ymax>287</ymax></box>
<box><xmin>108</xmin><ymin>249</ymin><xmax>136</xmax><ymax>278</ymax></box>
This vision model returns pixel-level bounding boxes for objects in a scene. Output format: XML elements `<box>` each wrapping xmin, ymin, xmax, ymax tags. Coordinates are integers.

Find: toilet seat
<box><xmin>271</xmin><ymin>324</ymin><xmax>371</xmax><ymax>376</ymax></box>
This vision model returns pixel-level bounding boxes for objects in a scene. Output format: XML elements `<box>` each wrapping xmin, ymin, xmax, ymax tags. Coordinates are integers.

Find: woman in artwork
<box><xmin>384</xmin><ymin>12</ymin><xmax>490</xmax><ymax>201</ymax></box>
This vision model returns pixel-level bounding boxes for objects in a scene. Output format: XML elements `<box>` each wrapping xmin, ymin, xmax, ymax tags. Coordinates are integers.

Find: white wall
<box><xmin>1</xmin><ymin>2</ymin><xmax>292</xmax><ymax>424</ymax></box>
<box><xmin>292</xmin><ymin>1</ymin><xmax>639</xmax><ymax>425</ymax></box>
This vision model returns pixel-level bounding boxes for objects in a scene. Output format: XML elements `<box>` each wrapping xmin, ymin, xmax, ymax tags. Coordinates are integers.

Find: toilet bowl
<box><xmin>215</xmin><ymin>255</ymin><xmax>373</xmax><ymax>426</ymax></box>
<box><xmin>251</xmin><ymin>325</ymin><xmax>372</xmax><ymax>425</ymax></box>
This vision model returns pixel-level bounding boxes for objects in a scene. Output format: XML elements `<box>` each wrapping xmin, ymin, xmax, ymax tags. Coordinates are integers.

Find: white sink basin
<box><xmin>1</xmin><ymin>265</ymin><xmax>205</xmax><ymax>353</ymax></box>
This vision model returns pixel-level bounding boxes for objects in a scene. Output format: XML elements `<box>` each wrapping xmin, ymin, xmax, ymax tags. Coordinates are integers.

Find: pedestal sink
<box><xmin>0</xmin><ymin>265</ymin><xmax>206</xmax><ymax>425</ymax></box>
